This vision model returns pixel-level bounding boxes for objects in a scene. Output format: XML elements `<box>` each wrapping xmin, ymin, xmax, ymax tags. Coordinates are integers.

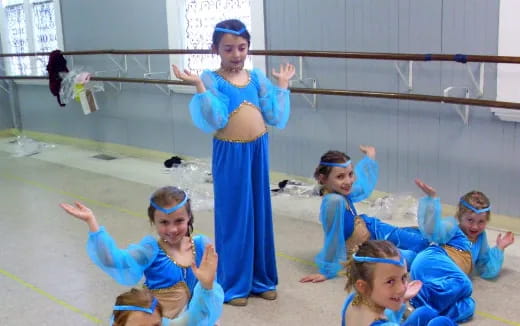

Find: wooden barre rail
<box><xmin>1</xmin><ymin>75</ymin><xmax>519</xmax><ymax>110</ymax></box>
<box><xmin>1</xmin><ymin>49</ymin><xmax>520</xmax><ymax>64</ymax></box>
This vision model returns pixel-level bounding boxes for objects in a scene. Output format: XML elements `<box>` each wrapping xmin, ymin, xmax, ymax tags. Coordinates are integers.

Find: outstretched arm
<box><xmin>474</xmin><ymin>231</ymin><xmax>514</xmax><ymax>279</ymax></box>
<box><xmin>414</xmin><ymin>179</ymin><xmax>458</xmax><ymax>244</ymax></box>
<box><xmin>349</xmin><ymin>145</ymin><xmax>378</xmax><ymax>203</ymax></box>
<box><xmin>60</xmin><ymin>201</ymin><xmax>100</xmax><ymax>232</ymax></box>
<box><xmin>301</xmin><ymin>194</ymin><xmax>347</xmax><ymax>282</ymax></box>
<box><xmin>60</xmin><ymin>202</ymin><xmax>156</xmax><ymax>286</ymax></box>
<box><xmin>172</xmin><ymin>64</ymin><xmax>205</xmax><ymax>93</ymax></box>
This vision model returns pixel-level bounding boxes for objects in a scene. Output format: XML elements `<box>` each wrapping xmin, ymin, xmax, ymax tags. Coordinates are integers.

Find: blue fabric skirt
<box><xmin>212</xmin><ymin>133</ymin><xmax>278</xmax><ymax>301</ymax></box>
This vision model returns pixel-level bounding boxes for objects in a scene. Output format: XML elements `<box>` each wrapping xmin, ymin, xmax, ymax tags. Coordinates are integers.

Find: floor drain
<box><xmin>92</xmin><ymin>154</ymin><xmax>118</xmax><ymax>160</ymax></box>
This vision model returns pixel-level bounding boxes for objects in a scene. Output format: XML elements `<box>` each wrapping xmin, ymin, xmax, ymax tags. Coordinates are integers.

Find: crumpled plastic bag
<box><xmin>365</xmin><ymin>193</ymin><xmax>418</xmax><ymax>221</ymax></box>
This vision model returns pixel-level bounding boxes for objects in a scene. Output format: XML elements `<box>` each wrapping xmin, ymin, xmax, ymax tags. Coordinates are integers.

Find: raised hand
<box><xmin>59</xmin><ymin>202</ymin><xmax>100</xmax><ymax>232</ymax></box>
<box><xmin>403</xmin><ymin>280</ymin><xmax>422</xmax><ymax>301</ymax></box>
<box><xmin>299</xmin><ymin>273</ymin><xmax>327</xmax><ymax>283</ymax></box>
<box><xmin>497</xmin><ymin>231</ymin><xmax>515</xmax><ymax>250</ymax></box>
<box><xmin>359</xmin><ymin>145</ymin><xmax>376</xmax><ymax>160</ymax></box>
<box><xmin>192</xmin><ymin>244</ymin><xmax>218</xmax><ymax>290</ymax></box>
<box><xmin>272</xmin><ymin>63</ymin><xmax>296</xmax><ymax>89</ymax></box>
<box><xmin>171</xmin><ymin>64</ymin><xmax>205</xmax><ymax>92</ymax></box>
<box><xmin>414</xmin><ymin>178</ymin><xmax>437</xmax><ymax>198</ymax></box>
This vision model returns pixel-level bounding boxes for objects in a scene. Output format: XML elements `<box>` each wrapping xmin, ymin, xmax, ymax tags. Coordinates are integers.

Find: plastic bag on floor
<box><xmin>162</xmin><ymin>158</ymin><xmax>214</xmax><ymax>211</ymax></box>
<box><xmin>10</xmin><ymin>136</ymin><xmax>55</xmax><ymax>158</ymax></box>
<box><xmin>365</xmin><ymin>194</ymin><xmax>418</xmax><ymax>221</ymax></box>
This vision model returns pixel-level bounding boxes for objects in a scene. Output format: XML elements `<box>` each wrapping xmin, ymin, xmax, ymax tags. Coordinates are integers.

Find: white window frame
<box><xmin>165</xmin><ymin>0</ymin><xmax>266</xmax><ymax>93</ymax></box>
<box><xmin>494</xmin><ymin>0</ymin><xmax>520</xmax><ymax>122</ymax></box>
<box><xmin>0</xmin><ymin>0</ymin><xmax>64</xmax><ymax>82</ymax></box>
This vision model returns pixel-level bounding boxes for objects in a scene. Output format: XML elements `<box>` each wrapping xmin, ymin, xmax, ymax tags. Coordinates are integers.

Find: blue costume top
<box><xmin>189</xmin><ymin>69</ymin><xmax>290</xmax><ymax>132</ymax></box>
<box><xmin>341</xmin><ymin>292</ymin><xmax>455</xmax><ymax>326</ymax></box>
<box><xmin>87</xmin><ymin>227</ymin><xmax>223</xmax><ymax>326</ymax></box>
<box><xmin>315</xmin><ymin>157</ymin><xmax>430</xmax><ymax>279</ymax></box>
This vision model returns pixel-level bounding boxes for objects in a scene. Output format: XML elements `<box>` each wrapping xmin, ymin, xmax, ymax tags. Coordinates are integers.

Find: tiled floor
<box><xmin>0</xmin><ymin>137</ymin><xmax>518</xmax><ymax>325</ymax></box>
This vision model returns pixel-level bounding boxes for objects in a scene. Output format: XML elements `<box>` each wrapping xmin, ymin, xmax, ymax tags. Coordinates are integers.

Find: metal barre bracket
<box><xmin>465</xmin><ymin>62</ymin><xmax>484</xmax><ymax>98</ymax></box>
<box><xmin>289</xmin><ymin>56</ymin><xmax>317</xmax><ymax>109</ymax></box>
<box><xmin>443</xmin><ymin>86</ymin><xmax>469</xmax><ymax>125</ymax></box>
<box><xmin>394</xmin><ymin>61</ymin><xmax>413</xmax><ymax>91</ymax></box>
<box><xmin>133</xmin><ymin>55</ymin><xmax>170</xmax><ymax>95</ymax></box>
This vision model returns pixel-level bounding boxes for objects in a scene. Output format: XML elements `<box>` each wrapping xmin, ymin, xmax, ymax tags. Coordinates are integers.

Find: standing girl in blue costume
<box><xmin>300</xmin><ymin>148</ymin><xmax>430</xmax><ymax>283</ymax></box>
<box><xmin>172</xmin><ymin>19</ymin><xmax>295</xmax><ymax>306</ymax></box>
<box><xmin>410</xmin><ymin>179</ymin><xmax>515</xmax><ymax>322</ymax></box>
<box><xmin>60</xmin><ymin>186</ymin><xmax>224</xmax><ymax>326</ymax></box>
<box><xmin>342</xmin><ymin>240</ymin><xmax>456</xmax><ymax>326</ymax></box>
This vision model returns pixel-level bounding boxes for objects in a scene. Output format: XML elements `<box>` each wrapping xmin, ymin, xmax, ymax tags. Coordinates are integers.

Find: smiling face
<box><xmin>367</xmin><ymin>258</ymin><xmax>408</xmax><ymax>312</ymax></box>
<box><xmin>458</xmin><ymin>212</ymin><xmax>488</xmax><ymax>242</ymax></box>
<box><xmin>214</xmin><ymin>33</ymin><xmax>249</xmax><ymax>71</ymax></box>
<box><xmin>153</xmin><ymin>205</ymin><xmax>190</xmax><ymax>246</ymax></box>
<box><xmin>456</xmin><ymin>191</ymin><xmax>490</xmax><ymax>242</ymax></box>
<box><xmin>320</xmin><ymin>164</ymin><xmax>356</xmax><ymax>196</ymax></box>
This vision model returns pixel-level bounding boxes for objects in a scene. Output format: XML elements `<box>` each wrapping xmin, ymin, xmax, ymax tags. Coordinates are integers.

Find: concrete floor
<box><xmin>0</xmin><ymin>137</ymin><xmax>519</xmax><ymax>326</ymax></box>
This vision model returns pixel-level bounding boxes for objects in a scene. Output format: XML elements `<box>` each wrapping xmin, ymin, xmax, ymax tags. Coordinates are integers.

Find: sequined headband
<box><xmin>150</xmin><ymin>191</ymin><xmax>188</xmax><ymax>214</ymax></box>
<box><xmin>460</xmin><ymin>199</ymin><xmax>490</xmax><ymax>214</ymax></box>
<box><xmin>319</xmin><ymin>160</ymin><xmax>352</xmax><ymax>168</ymax></box>
<box><xmin>214</xmin><ymin>27</ymin><xmax>247</xmax><ymax>35</ymax></box>
<box><xmin>113</xmin><ymin>297</ymin><xmax>158</xmax><ymax>314</ymax></box>
<box><xmin>352</xmin><ymin>253</ymin><xmax>405</xmax><ymax>267</ymax></box>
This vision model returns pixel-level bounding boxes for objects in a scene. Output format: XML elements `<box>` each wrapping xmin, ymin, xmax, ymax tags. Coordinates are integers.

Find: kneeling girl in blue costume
<box><xmin>60</xmin><ymin>186</ymin><xmax>223</xmax><ymax>326</ymax></box>
<box><xmin>173</xmin><ymin>19</ymin><xmax>295</xmax><ymax>306</ymax></box>
<box><xmin>300</xmin><ymin>148</ymin><xmax>429</xmax><ymax>283</ymax></box>
<box><xmin>410</xmin><ymin>179</ymin><xmax>515</xmax><ymax>322</ymax></box>
<box><xmin>341</xmin><ymin>240</ymin><xmax>455</xmax><ymax>326</ymax></box>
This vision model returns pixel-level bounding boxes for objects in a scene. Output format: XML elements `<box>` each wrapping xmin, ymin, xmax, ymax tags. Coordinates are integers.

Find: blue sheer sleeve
<box><xmin>417</xmin><ymin>197</ymin><xmax>458</xmax><ymax>245</ymax></box>
<box><xmin>182</xmin><ymin>282</ymin><xmax>224</xmax><ymax>326</ymax></box>
<box><xmin>163</xmin><ymin>284</ymin><xmax>224</xmax><ymax>326</ymax></box>
<box><xmin>474</xmin><ymin>232</ymin><xmax>504</xmax><ymax>279</ymax></box>
<box><xmin>384</xmin><ymin>304</ymin><xmax>407</xmax><ymax>324</ymax></box>
<box><xmin>87</xmin><ymin>226</ymin><xmax>158</xmax><ymax>286</ymax></box>
<box><xmin>162</xmin><ymin>235</ymin><xmax>224</xmax><ymax>326</ymax></box>
<box><xmin>349</xmin><ymin>156</ymin><xmax>379</xmax><ymax>203</ymax></box>
<box><xmin>188</xmin><ymin>70</ymin><xmax>230</xmax><ymax>133</ymax></box>
<box><xmin>252</xmin><ymin>68</ymin><xmax>291</xmax><ymax>128</ymax></box>
<box><xmin>315</xmin><ymin>194</ymin><xmax>347</xmax><ymax>279</ymax></box>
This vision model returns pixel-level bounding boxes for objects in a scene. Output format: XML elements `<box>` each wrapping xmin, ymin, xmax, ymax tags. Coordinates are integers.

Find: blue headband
<box><xmin>353</xmin><ymin>253</ymin><xmax>405</xmax><ymax>267</ymax></box>
<box><xmin>150</xmin><ymin>191</ymin><xmax>188</xmax><ymax>214</ymax></box>
<box><xmin>320</xmin><ymin>160</ymin><xmax>352</xmax><ymax>168</ymax></box>
<box><xmin>215</xmin><ymin>27</ymin><xmax>246</xmax><ymax>35</ymax></box>
<box><xmin>460</xmin><ymin>199</ymin><xmax>490</xmax><ymax>214</ymax></box>
<box><xmin>113</xmin><ymin>297</ymin><xmax>158</xmax><ymax>314</ymax></box>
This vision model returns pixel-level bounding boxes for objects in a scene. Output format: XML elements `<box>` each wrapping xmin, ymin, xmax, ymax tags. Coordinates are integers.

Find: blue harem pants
<box><xmin>363</xmin><ymin>215</ymin><xmax>430</xmax><ymax>268</ymax></box>
<box><xmin>212</xmin><ymin>133</ymin><xmax>278</xmax><ymax>302</ymax></box>
<box><xmin>410</xmin><ymin>246</ymin><xmax>475</xmax><ymax>322</ymax></box>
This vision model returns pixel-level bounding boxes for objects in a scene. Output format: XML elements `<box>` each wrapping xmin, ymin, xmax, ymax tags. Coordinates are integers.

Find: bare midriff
<box><xmin>215</xmin><ymin>101</ymin><xmax>267</xmax><ymax>142</ymax></box>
